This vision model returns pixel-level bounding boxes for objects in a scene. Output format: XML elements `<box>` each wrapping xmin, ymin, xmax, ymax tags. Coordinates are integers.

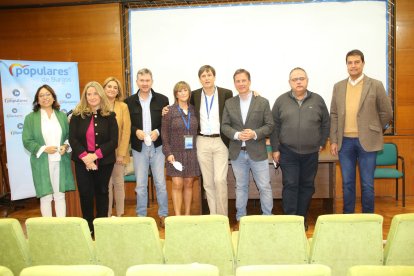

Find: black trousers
<box><xmin>279</xmin><ymin>144</ymin><xmax>319</xmax><ymax>219</ymax></box>
<box><xmin>74</xmin><ymin>162</ymin><xmax>114</xmax><ymax>232</ymax></box>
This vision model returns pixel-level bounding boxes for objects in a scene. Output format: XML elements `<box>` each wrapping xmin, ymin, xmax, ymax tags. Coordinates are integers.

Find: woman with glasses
<box><xmin>22</xmin><ymin>84</ymin><xmax>75</xmax><ymax>217</ymax></box>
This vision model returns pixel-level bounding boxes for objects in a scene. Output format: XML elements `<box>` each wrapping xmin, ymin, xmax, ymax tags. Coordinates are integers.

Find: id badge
<box><xmin>205</xmin><ymin>121</ymin><xmax>212</xmax><ymax>134</ymax></box>
<box><xmin>184</xmin><ymin>135</ymin><xmax>193</xmax><ymax>149</ymax></box>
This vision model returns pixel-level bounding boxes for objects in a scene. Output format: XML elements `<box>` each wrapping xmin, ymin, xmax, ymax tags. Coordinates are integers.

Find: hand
<box><xmin>319</xmin><ymin>146</ymin><xmax>323</xmax><ymax>153</ymax></box>
<box><xmin>136</xmin><ymin>129</ymin><xmax>146</xmax><ymax>140</ymax></box>
<box><xmin>167</xmin><ymin>154</ymin><xmax>175</xmax><ymax>164</ymax></box>
<box><xmin>252</xmin><ymin>90</ymin><xmax>260</xmax><ymax>97</ymax></box>
<box><xmin>81</xmin><ymin>153</ymin><xmax>97</xmax><ymax>165</ymax></box>
<box><xmin>86</xmin><ymin>162</ymin><xmax>98</xmax><ymax>171</ymax></box>
<box><xmin>44</xmin><ymin>146</ymin><xmax>58</xmax><ymax>154</ymax></box>
<box><xmin>150</xmin><ymin>130</ymin><xmax>159</xmax><ymax>141</ymax></box>
<box><xmin>59</xmin><ymin>145</ymin><xmax>68</xmax><ymax>155</ymax></box>
<box><xmin>330</xmin><ymin>143</ymin><xmax>338</xmax><ymax>156</ymax></box>
<box><xmin>116</xmin><ymin>155</ymin><xmax>124</xmax><ymax>164</ymax></box>
<box><xmin>240</xmin><ymin>129</ymin><xmax>256</xmax><ymax>141</ymax></box>
<box><xmin>162</xmin><ymin>106</ymin><xmax>170</xmax><ymax>116</ymax></box>
<box><xmin>272</xmin><ymin>151</ymin><xmax>280</xmax><ymax>163</ymax></box>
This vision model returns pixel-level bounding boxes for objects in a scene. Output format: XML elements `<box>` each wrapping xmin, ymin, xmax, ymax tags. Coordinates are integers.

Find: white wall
<box><xmin>129</xmin><ymin>0</ymin><xmax>388</xmax><ymax>108</ymax></box>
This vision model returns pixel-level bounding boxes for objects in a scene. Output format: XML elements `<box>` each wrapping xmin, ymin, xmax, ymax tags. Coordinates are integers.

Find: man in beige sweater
<box><xmin>330</xmin><ymin>49</ymin><xmax>393</xmax><ymax>213</ymax></box>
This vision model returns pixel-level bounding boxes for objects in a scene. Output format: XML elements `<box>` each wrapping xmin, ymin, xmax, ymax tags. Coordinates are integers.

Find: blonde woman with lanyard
<box><xmin>162</xmin><ymin>81</ymin><xmax>200</xmax><ymax>215</ymax></box>
<box><xmin>103</xmin><ymin>77</ymin><xmax>131</xmax><ymax>217</ymax></box>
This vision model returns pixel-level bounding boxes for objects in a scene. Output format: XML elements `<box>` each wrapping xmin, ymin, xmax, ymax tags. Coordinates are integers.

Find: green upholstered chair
<box><xmin>126</xmin><ymin>264</ymin><xmax>220</xmax><ymax>276</ymax></box>
<box><xmin>235</xmin><ymin>264</ymin><xmax>331</xmax><ymax>276</ymax></box>
<box><xmin>0</xmin><ymin>266</ymin><xmax>13</xmax><ymax>276</ymax></box>
<box><xmin>384</xmin><ymin>213</ymin><xmax>414</xmax><ymax>265</ymax></box>
<box><xmin>374</xmin><ymin>143</ymin><xmax>405</xmax><ymax>206</ymax></box>
<box><xmin>309</xmin><ymin>214</ymin><xmax>383</xmax><ymax>276</ymax></box>
<box><xmin>164</xmin><ymin>215</ymin><xmax>235</xmax><ymax>276</ymax></box>
<box><xmin>233</xmin><ymin>215</ymin><xmax>309</xmax><ymax>266</ymax></box>
<box><xmin>347</xmin><ymin>265</ymin><xmax>414</xmax><ymax>276</ymax></box>
<box><xmin>93</xmin><ymin>217</ymin><xmax>164</xmax><ymax>276</ymax></box>
<box><xmin>20</xmin><ymin>265</ymin><xmax>114</xmax><ymax>276</ymax></box>
<box><xmin>25</xmin><ymin>217</ymin><xmax>95</xmax><ymax>265</ymax></box>
<box><xmin>0</xmin><ymin>218</ymin><xmax>31</xmax><ymax>275</ymax></box>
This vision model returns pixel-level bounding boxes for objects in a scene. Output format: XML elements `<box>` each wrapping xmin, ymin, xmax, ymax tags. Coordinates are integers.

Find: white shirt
<box><xmin>234</xmin><ymin>91</ymin><xmax>254</xmax><ymax>147</ymax></box>
<box><xmin>348</xmin><ymin>73</ymin><xmax>365</xmax><ymax>86</ymax></box>
<box><xmin>200</xmin><ymin>87</ymin><xmax>220</xmax><ymax>135</ymax></box>
<box><xmin>37</xmin><ymin>109</ymin><xmax>62</xmax><ymax>162</ymax></box>
<box><xmin>139</xmin><ymin>91</ymin><xmax>153</xmax><ymax>135</ymax></box>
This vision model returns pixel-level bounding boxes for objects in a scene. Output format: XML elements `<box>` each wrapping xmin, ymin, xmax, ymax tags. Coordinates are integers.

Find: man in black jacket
<box><xmin>270</xmin><ymin>67</ymin><xmax>330</xmax><ymax>230</ymax></box>
<box><xmin>125</xmin><ymin>68</ymin><xmax>169</xmax><ymax>227</ymax></box>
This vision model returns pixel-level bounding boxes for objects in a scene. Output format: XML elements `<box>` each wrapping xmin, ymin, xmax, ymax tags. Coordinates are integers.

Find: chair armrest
<box><xmin>398</xmin><ymin>155</ymin><xmax>405</xmax><ymax>175</ymax></box>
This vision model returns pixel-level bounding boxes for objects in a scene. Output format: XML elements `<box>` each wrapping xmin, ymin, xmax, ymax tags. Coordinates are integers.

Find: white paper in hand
<box><xmin>172</xmin><ymin>161</ymin><xmax>183</xmax><ymax>171</ymax></box>
<box><xmin>144</xmin><ymin>134</ymin><xmax>152</xmax><ymax>146</ymax></box>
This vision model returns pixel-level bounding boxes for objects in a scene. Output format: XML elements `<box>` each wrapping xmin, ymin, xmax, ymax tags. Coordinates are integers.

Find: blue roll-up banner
<box><xmin>0</xmin><ymin>60</ymin><xmax>80</xmax><ymax>200</ymax></box>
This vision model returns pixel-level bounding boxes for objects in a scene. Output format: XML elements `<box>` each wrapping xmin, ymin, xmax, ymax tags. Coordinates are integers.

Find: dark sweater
<box><xmin>270</xmin><ymin>91</ymin><xmax>330</xmax><ymax>154</ymax></box>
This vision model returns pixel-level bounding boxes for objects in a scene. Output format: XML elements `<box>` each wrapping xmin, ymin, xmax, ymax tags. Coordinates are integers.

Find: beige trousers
<box><xmin>196</xmin><ymin>136</ymin><xmax>229</xmax><ymax>216</ymax></box>
<box><xmin>108</xmin><ymin>163</ymin><xmax>125</xmax><ymax>216</ymax></box>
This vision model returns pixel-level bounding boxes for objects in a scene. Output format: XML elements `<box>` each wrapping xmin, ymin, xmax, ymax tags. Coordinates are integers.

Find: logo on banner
<box><xmin>8</xmin><ymin>63</ymin><xmax>69</xmax><ymax>78</ymax></box>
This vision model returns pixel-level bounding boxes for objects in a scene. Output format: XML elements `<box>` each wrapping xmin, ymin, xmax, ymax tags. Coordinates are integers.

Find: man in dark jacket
<box><xmin>270</xmin><ymin>67</ymin><xmax>330</xmax><ymax>229</ymax></box>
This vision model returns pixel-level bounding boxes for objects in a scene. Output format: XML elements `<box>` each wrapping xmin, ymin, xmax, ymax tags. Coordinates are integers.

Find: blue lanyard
<box><xmin>177</xmin><ymin>105</ymin><xmax>191</xmax><ymax>131</ymax></box>
<box><xmin>204</xmin><ymin>92</ymin><xmax>215</xmax><ymax>120</ymax></box>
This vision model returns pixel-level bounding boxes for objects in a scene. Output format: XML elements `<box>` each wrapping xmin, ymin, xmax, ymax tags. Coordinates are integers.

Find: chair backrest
<box><xmin>376</xmin><ymin>143</ymin><xmax>397</xmax><ymax>166</ymax></box>
<box><xmin>384</xmin><ymin>213</ymin><xmax>414</xmax><ymax>265</ymax></box>
<box><xmin>309</xmin><ymin>214</ymin><xmax>383</xmax><ymax>276</ymax></box>
<box><xmin>20</xmin><ymin>265</ymin><xmax>114</xmax><ymax>276</ymax></box>
<box><xmin>126</xmin><ymin>264</ymin><xmax>220</xmax><ymax>276</ymax></box>
<box><xmin>93</xmin><ymin>217</ymin><xmax>164</xmax><ymax>276</ymax></box>
<box><xmin>347</xmin><ymin>265</ymin><xmax>414</xmax><ymax>276</ymax></box>
<box><xmin>25</xmin><ymin>217</ymin><xmax>95</xmax><ymax>265</ymax></box>
<box><xmin>0</xmin><ymin>265</ymin><xmax>14</xmax><ymax>276</ymax></box>
<box><xmin>234</xmin><ymin>215</ymin><xmax>309</xmax><ymax>266</ymax></box>
<box><xmin>164</xmin><ymin>215</ymin><xmax>235</xmax><ymax>276</ymax></box>
<box><xmin>235</xmin><ymin>264</ymin><xmax>331</xmax><ymax>276</ymax></box>
<box><xmin>0</xmin><ymin>218</ymin><xmax>31</xmax><ymax>275</ymax></box>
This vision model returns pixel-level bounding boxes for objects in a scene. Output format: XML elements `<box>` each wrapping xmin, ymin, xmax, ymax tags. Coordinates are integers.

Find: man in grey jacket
<box><xmin>222</xmin><ymin>69</ymin><xmax>274</xmax><ymax>226</ymax></box>
<box><xmin>270</xmin><ymin>67</ymin><xmax>330</xmax><ymax>229</ymax></box>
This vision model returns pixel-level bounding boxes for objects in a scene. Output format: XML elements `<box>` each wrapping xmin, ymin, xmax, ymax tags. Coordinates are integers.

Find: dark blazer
<box><xmin>190</xmin><ymin>87</ymin><xmax>233</xmax><ymax>147</ymax></box>
<box><xmin>221</xmin><ymin>94</ymin><xmax>274</xmax><ymax>161</ymax></box>
<box><xmin>69</xmin><ymin>111</ymin><xmax>118</xmax><ymax>165</ymax></box>
<box><xmin>125</xmin><ymin>89</ymin><xmax>169</xmax><ymax>152</ymax></box>
<box><xmin>330</xmin><ymin>75</ymin><xmax>393</xmax><ymax>152</ymax></box>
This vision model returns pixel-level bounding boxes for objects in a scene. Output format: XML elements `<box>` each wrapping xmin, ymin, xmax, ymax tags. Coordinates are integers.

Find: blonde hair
<box><xmin>173</xmin><ymin>81</ymin><xmax>191</xmax><ymax>104</ymax></box>
<box><xmin>73</xmin><ymin>81</ymin><xmax>112</xmax><ymax>118</ymax></box>
<box><xmin>103</xmin><ymin>76</ymin><xmax>124</xmax><ymax>101</ymax></box>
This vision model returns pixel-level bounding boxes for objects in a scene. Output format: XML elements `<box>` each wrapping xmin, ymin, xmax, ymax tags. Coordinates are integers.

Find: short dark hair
<box><xmin>289</xmin><ymin>67</ymin><xmax>307</xmax><ymax>78</ymax></box>
<box><xmin>33</xmin><ymin>84</ymin><xmax>60</xmax><ymax>112</ymax></box>
<box><xmin>198</xmin><ymin>65</ymin><xmax>216</xmax><ymax>78</ymax></box>
<box><xmin>346</xmin><ymin>49</ymin><xmax>365</xmax><ymax>63</ymax></box>
<box><xmin>233</xmin><ymin>69</ymin><xmax>251</xmax><ymax>81</ymax></box>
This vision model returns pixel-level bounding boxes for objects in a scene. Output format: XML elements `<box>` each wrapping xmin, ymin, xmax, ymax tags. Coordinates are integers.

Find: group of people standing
<box><xmin>22</xmin><ymin>49</ymin><xmax>393</xmax><ymax>233</ymax></box>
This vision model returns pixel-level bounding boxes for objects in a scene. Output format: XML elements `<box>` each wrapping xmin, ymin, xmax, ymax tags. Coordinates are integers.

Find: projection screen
<box><xmin>129</xmin><ymin>0</ymin><xmax>388</xmax><ymax>108</ymax></box>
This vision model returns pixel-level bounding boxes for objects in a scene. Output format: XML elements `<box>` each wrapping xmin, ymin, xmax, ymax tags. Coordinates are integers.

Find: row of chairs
<box><xmin>2</xmin><ymin>264</ymin><xmax>414</xmax><ymax>276</ymax></box>
<box><xmin>1</xmin><ymin>213</ymin><xmax>413</xmax><ymax>276</ymax></box>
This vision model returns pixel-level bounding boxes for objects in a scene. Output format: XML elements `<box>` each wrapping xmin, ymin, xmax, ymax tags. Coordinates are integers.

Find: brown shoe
<box><xmin>159</xmin><ymin>216</ymin><xmax>166</xmax><ymax>228</ymax></box>
<box><xmin>233</xmin><ymin>221</ymin><xmax>240</xmax><ymax>231</ymax></box>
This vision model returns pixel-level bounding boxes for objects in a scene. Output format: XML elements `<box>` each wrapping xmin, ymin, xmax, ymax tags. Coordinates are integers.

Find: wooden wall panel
<box><xmin>0</xmin><ymin>3</ymin><xmax>124</xmax><ymax>216</ymax></box>
<box><xmin>395</xmin><ymin>0</ymin><xmax>414</xmax><ymax>135</ymax></box>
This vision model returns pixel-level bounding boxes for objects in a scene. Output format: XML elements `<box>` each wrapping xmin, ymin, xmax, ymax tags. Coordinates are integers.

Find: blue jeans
<box><xmin>231</xmin><ymin>151</ymin><xmax>273</xmax><ymax>221</ymax></box>
<box><xmin>339</xmin><ymin>137</ymin><xmax>377</xmax><ymax>213</ymax></box>
<box><xmin>279</xmin><ymin>144</ymin><xmax>318</xmax><ymax>219</ymax></box>
<box><xmin>132</xmin><ymin>145</ymin><xmax>168</xmax><ymax>217</ymax></box>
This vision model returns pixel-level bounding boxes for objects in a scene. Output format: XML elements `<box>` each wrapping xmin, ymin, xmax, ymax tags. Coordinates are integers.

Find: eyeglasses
<box><xmin>290</xmin><ymin>77</ymin><xmax>306</xmax><ymax>82</ymax></box>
